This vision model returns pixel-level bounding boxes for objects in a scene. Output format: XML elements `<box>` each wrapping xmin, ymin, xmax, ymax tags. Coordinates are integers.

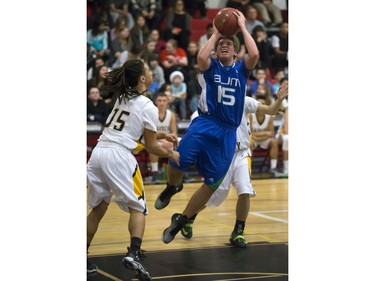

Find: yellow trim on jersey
<box><xmin>133</xmin><ymin>165</ymin><xmax>143</xmax><ymax>198</ymax></box>
<box><xmin>132</xmin><ymin>141</ymin><xmax>145</xmax><ymax>154</ymax></box>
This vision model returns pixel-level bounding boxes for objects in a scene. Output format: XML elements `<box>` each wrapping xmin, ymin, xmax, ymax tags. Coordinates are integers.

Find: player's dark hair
<box><xmin>214</xmin><ymin>35</ymin><xmax>240</xmax><ymax>53</ymax></box>
<box><xmin>105</xmin><ymin>59</ymin><xmax>146</xmax><ymax>103</ymax></box>
<box><xmin>155</xmin><ymin>92</ymin><xmax>168</xmax><ymax>99</ymax></box>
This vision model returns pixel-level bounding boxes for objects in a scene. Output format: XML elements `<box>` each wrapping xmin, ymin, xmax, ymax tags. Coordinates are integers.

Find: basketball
<box><xmin>214</xmin><ymin>8</ymin><xmax>240</xmax><ymax>37</ymax></box>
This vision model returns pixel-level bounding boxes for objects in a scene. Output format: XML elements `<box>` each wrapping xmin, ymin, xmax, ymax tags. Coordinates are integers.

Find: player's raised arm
<box><xmin>234</xmin><ymin>9</ymin><xmax>259</xmax><ymax>70</ymax></box>
<box><xmin>197</xmin><ymin>20</ymin><xmax>221</xmax><ymax>72</ymax></box>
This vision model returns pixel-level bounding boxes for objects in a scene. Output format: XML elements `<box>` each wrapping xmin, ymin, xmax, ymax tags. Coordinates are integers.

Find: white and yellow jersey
<box><xmin>157</xmin><ymin>109</ymin><xmax>172</xmax><ymax>133</ymax></box>
<box><xmin>98</xmin><ymin>95</ymin><xmax>158</xmax><ymax>154</ymax></box>
<box><xmin>251</xmin><ymin>112</ymin><xmax>272</xmax><ymax>133</ymax></box>
<box><xmin>235</xmin><ymin>96</ymin><xmax>260</xmax><ymax>152</ymax></box>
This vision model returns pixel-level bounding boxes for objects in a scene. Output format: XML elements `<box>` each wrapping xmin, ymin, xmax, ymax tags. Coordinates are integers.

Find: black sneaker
<box><xmin>229</xmin><ymin>231</ymin><xmax>248</xmax><ymax>248</ymax></box>
<box><xmin>162</xmin><ymin>213</ymin><xmax>188</xmax><ymax>243</ymax></box>
<box><xmin>154</xmin><ymin>183</ymin><xmax>183</xmax><ymax>210</ymax></box>
<box><xmin>87</xmin><ymin>260</ymin><xmax>97</xmax><ymax>274</ymax></box>
<box><xmin>180</xmin><ymin>221</ymin><xmax>193</xmax><ymax>239</ymax></box>
<box><xmin>269</xmin><ymin>168</ymin><xmax>284</xmax><ymax>178</ymax></box>
<box><xmin>122</xmin><ymin>249</ymin><xmax>152</xmax><ymax>280</ymax></box>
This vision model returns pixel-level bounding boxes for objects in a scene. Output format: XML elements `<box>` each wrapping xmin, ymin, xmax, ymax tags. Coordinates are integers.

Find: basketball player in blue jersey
<box><xmin>155</xmin><ymin>9</ymin><xmax>261</xmax><ymax>243</ymax></box>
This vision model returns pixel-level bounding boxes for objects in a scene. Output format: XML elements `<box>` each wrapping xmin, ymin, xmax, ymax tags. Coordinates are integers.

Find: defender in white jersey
<box><xmin>275</xmin><ymin>77</ymin><xmax>288</xmax><ymax>176</ymax></box>
<box><xmin>250</xmin><ymin>96</ymin><xmax>280</xmax><ymax>176</ymax></box>
<box><xmin>180</xmin><ymin>85</ymin><xmax>289</xmax><ymax>248</ymax></box>
<box><xmin>86</xmin><ymin>60</ymin><xmax>179</xmax><ymax>280</ymax></box>
<box><xmin>149</xmin><ymin>92</ymin><xmax>178</xmax><ymax>183</ymax></box>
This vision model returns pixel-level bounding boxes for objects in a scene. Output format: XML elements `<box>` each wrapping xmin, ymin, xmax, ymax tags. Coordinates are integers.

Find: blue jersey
<box><xmin>197</xmin><ymin>58</ymin><xmax>252</xmax><ymax>128</ymax></box>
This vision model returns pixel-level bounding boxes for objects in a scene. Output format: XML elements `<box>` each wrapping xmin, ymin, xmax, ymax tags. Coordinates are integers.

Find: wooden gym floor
<box><xmin>87</xmin><ymin>178</ymin><xmax>288</xmax><ymax>280</ymax></box>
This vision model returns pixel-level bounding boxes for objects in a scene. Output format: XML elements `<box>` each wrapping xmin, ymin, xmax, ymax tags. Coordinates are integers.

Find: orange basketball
<box><xmin>214</xmin><ymin>8</ymin><xmax>240</xmax><ymax>37</ymax></box>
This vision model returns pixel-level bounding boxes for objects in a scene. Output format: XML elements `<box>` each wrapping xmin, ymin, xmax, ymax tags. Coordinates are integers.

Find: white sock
<box><xmin>283</xmin><ymin>160</ymin><xmax>288</xmax><ymax>173</ymax></box>
<box><xmin>151</xmin><ymin>162</ymin><xmax>158</xmax><ymax>172</ymax></box>
<box><xmin>270</xmin><ymin>159</ymin><xmax>277</xmax><ymax>169</ymax></box>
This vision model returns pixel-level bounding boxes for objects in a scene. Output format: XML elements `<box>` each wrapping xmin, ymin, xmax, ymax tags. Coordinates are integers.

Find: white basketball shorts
<box><xmin>206</xmin><ymin>148</ymin><xmax>256</xmax><ymax>207</ymax></box>
<box><xmin>87</xmin><ymin>143</ymin><xmax>148</xmax><ymax>214</ymax></box>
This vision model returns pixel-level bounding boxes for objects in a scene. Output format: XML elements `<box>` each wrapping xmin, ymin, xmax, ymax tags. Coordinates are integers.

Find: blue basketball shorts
<box><xmin>169</xmin><ymin>115</ymin><xmax>237</xmax><ymax>190</ymax></box>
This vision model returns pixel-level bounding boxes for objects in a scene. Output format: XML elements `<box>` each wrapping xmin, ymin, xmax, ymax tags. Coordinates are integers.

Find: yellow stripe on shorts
<box><xmin>247</xmin><ymin>154</ymin><xmax>252</xmax><ymax>177</ymax></box>
<box><xmin>133</xmin><ymin>165</ymin><xmax>144</xmax><ymax>199</ymax></box>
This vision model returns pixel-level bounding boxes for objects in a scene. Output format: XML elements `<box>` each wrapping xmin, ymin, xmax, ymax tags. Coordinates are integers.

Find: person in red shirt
<box><xmin>159</xmin><ymin>39</ymin><xmax>188</xmax><ymax>82</ymax></box>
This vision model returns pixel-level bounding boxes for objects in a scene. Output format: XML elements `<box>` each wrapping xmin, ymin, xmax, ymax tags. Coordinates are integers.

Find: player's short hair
<box><xmin>155</xmin><ymin>92</ymin><xmax>168</xmax><ymax>99</ymax></box>
<box><xmin>214</xmin><ymin>35</ymin><xmax>240</xmax><ymax>53</ymax></box>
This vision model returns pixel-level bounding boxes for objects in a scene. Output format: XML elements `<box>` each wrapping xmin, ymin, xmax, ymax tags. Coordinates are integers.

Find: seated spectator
<box><xmin>252</xmin><ymin>25</ymin><xmax>272</xmax><ymax>70</ymax></box>
<box><xmin>110</xmin><ymin>26</ymin><xmax>132</xmax><ymax>66</ymax></box>
<box><xmin>87</xmin><ymin>17</ymin><xmax>111</xmax><ymax>63</ymax></box>
<box><xmin>87</xmin><ymin>56</ymin><xmax>105</xmax><ymax>81</ymax></box>
<box><xmin>254</xmin><ymin>82</ymin><xmax>274</xmax><ymax>105</ymax></box>
<box><xmin>129</xmin><ymin>0</ymin><xmax>162</xmax><ymax>30</ymax></box>
<box><xmin>271</xmin><ymin>22</ymin><xmax>288</xmax><ymax>71</ymax></box>
<box><xmin>110</xmin><ymin>14</ymin><xmax>134</xmax><ymax>41</ymax></box>
<box><xmin>249</xmin><ymin>96</ymin><xmax>281</xmax><ymax>177</ymax></box>
<box><xmin>87</xmin><ymin>65</ymin><xmax>113</xmax><ymax>105</ymax></box>
<box><xmin>248</xmin><ymin>67</ymin><xmax>275</xmax><ymax>98</ymax></box>
<box><xmin>164</xmin><ymin>0</ymin><xmax>192</xmax><ymax>51</ymax></box>
<box><xmin>169</xmin><ymin>70</ymin><xmax>187</xmax><ymax>120</ymax></box>
<box><xmin>130</xmin><ymin>14</ymin><xmax>150</xmax><ymax>50</ymax></box>
<box><xmin>148</xmin><ymin>92</ymin><xmax>178</xmax><ymax>183</ymax></box>
<box><xmin>184</xmin><ymin>0</ymin><xmax>207</xmax><ymax>18</ymax></box>
<box><xmin>149</xmin><ymin>29</ymin><xmax>166</xmax><ymax>53</ymax></box>
<box><xmin>141</xmin><ymin>38</ymin><xmax>157</xmax><ymax>63</ymax></box>
<box><xmin>108</xmin><ymin>0</ymin><xmax>134</xmax><ymax>29</ymax></box>
<box><xmin>88</xmin><ymin>7</ymin><xmax>114</xmax><ymax>31</ymax></box>
<box><xmin>147</xmin><ymin>53</ymin><xmax>166</xmax><ymax>99</ymax></box>
<box><xmin>271</xmin><ymin>68</ymin><xmax>286</xmax><ymax>95</ymax></box>
<box><xmin>111</xmin><ymin>42</ymin><xmax>144</xmax><ymax>69</ymax></box>
<box><xmin>160</xmin><ymin>39</ymin><xmax>188</xmax><ymax>82</ymax></box>
<box><xmin>184</xmin><ymin>41</ymin><xmax>199</xmax><ymax>83</ymax></box>
<box><xmin>243</xmin><ymin>5</ymin><xmax>265</xmax><ymax>35</ymax></box>
<box><xmin>87</xmin><ymin>86</ymin><xmax>110</xmax><ymax>125</ymax></box>
<box><xmin>251</xmin><ymin>0</ymin><xmax>283</xmax><ymax>26</ymax></box>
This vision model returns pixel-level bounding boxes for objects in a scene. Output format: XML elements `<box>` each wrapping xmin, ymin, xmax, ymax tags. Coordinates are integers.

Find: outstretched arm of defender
<box><xmin>257</xmin><ymin>84</ymin><xmax>288</xmax><ymax>115</ymax></box>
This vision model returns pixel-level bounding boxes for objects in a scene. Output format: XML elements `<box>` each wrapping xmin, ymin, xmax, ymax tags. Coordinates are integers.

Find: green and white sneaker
<box><xmin>180</xmin><ymin>222</ymin><xmax>193</xmax><ymax>239</ymax></box>
<box><xmin>229</xmin><ymin>231</ymin><xmax>248</xmax><ymax>248</ymax></box>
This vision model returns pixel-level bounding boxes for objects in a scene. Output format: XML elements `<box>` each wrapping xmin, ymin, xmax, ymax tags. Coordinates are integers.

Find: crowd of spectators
<box><xmin>87</xmin><ymin>0</ymin><xmax>288</xmax><ymax>124</ymax></box>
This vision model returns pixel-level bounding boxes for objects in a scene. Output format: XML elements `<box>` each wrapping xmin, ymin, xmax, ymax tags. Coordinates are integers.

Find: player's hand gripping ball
<box><xmin>214</xmin><ymin>8</ymin><xmax>240</xmax><ymax>36</ymax></box>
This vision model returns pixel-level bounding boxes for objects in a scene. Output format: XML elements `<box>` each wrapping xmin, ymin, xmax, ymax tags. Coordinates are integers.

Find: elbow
<box><xmin>197</xmin><ymin>53</ymin><xmax>204</xmax><ymax>63</ymax></box>
<box><xmin>251</xmin><ymin>51</ymin><xmax>260</xmax><ymax>62</ymax></box>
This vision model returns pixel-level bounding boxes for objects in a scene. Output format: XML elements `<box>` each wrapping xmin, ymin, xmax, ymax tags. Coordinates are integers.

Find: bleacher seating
<box><xmin>190</xmin><ymin>8</ymin><xmax>220</xmax><ymax>42</ymax></box>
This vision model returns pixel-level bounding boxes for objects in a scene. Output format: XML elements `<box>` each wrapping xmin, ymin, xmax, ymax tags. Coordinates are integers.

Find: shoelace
<box><xmin>136</xmin><ymin>249</ymin><xmax>146</xmax><ymax>260</ymax></box>
<box><xmin>126</xmin><ymin>247</ymin><xmax>147</xmax><ymax>260</ymax></box>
